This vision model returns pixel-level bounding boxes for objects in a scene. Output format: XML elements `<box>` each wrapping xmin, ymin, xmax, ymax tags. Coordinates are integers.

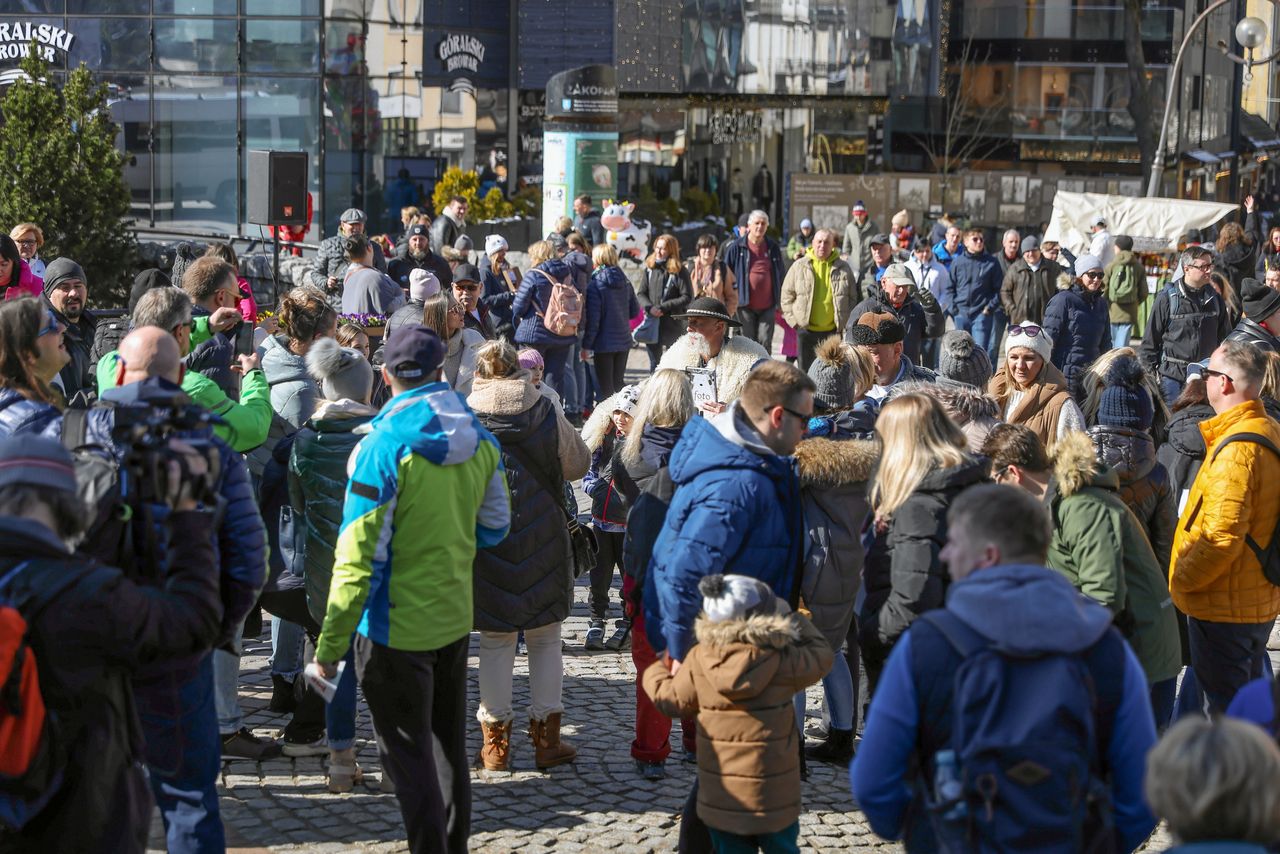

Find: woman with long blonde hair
<box><xmin>611</xmin><ymin>369</ymin><xmax>698</xmax><ymax>779</ymax></box>
<box><xmin>860</xmin><ymin>392</ymin><xmax>988</xmax><ymax>687</ymax></box>
<box><xmin>638</xmin><ymin>234</ymin><xmax>693</xmax><ymax>371</ymax></box>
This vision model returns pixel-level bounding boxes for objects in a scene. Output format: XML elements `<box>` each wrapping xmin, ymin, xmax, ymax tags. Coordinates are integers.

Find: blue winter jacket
<box><xmin>850</xmin><ymin>563</ymin><xmax>1158</xmax><ymax>853</ymax></box>
<box><xmin>723</xmin><ymin>235</ymin><xmax>786</xmax><ymax>309</ymax></box>
<box><xmin>1043</xmin><ymin>283</ymin><xmax>1110</xmax><ymax>397</ymax></box>
<box><xmin>84</xmin><ymin>377</ymin><xmax>267</xmax><ymax>647</ymax></box>
<box><xmin>945</xmin><ymin>250</ymin><xmax>1003</xmax><ymax>318</ymax></box>
<box><xmin>644</xmin><ymin>404</ymin><xmax>804</xmax><ymax>661</ymax></box>
<box><xmin>512</xmin><ymin>258</ymin><xmax>579</xmax><ymax>347</ymax></box>
<box><xmin>583</xmin><ymin>264</ymin><xmax>640</xmax><ymax>353</ymax></box>
<box><xmin>0</xmin><ymin>386</ymin><xmax>61</xmax><ymax>438</ymax></box>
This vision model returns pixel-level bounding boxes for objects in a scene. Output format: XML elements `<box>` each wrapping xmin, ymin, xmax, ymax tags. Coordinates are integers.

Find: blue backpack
<box><xmin>917</xmin><ymin>610</ymin><xmax>1117</xmax><ymax>854</ymax></box>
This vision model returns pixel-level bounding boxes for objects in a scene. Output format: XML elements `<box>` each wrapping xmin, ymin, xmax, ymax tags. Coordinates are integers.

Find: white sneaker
<box><xmin>281</xmin><ymin>734</ymin><xmax>329</xmax><ymax>757</ymax></box>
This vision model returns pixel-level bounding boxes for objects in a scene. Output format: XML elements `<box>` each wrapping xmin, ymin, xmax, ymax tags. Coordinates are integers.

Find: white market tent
<box><xmin>1044</xmin><ymin>191</ymin><xmax>1238</xmax><ymax>256</ymax></box>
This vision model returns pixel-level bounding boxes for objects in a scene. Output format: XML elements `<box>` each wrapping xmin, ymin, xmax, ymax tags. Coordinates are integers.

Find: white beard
<box><xmin>685</xmin><ymin>332</ymin><xmax>713</xmax><ymax>361</ymax></box>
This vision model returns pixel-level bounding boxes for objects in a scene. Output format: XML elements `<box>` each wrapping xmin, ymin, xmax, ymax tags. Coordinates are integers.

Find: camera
<box><xmin>109</xmin><ymin>389</ymin><xmax>223</xmax><ymax>513</ymax></box>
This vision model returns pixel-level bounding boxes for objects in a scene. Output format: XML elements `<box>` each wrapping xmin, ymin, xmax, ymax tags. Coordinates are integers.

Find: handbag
<box><xmin>632</xmin><ymin>312</ymin><xmax>660</xmax><ymax>344</ymax></box>
<box><xmin>504</xmin><ymin>440</ymin><xmax>598</xmax><ymax>579</ymax></box>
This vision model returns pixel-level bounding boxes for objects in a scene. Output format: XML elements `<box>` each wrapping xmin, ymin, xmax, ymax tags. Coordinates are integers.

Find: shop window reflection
<box><xmin>67</xmin><ymin>17</ymin><xmax>150</xmax><ymax>72</ymax></box>
<box><xmin>244</xmin><ymin>19</ymin><xmax>321</xmax><ymax>73</ymax></box>
<box><xmin>151</xmin><ymin>75</ymin><xmax>238</xmax><ymax>226</ymax></box>
<box><xmin>241</xmin><ymin>77</ymin><xmax>320</xmax><ymax>235</ymax></box>
<box><xmin>155</xmin><ymin>18</ymin><xmax>236</xmax><ymax>73</ymax></box>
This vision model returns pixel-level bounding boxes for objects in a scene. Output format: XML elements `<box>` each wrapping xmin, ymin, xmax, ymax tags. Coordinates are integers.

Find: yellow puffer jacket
<box><xmin>1170</xmin><ymin>399</ymin><xmax>1280</xmax><ymax>623</ymax></box>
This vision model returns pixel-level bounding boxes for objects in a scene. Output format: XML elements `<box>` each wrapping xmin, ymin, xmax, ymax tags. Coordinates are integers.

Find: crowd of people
<box><xmin>3</xmin><ymin>191</ymin><xmax>1280</xmax><ymax>854</ymax></box>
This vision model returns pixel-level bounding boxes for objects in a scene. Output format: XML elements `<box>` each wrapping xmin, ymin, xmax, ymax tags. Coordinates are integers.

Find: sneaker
<box><xmin>635</xmin><ymin>760</ymin><xmax>666</xmax><ymax>781</ymax></box>
<box><xmin>222</xmin><ymin>727</ymin><xmax>283</xmax><ymax>761</ymax></box>
<box><xmin>604</xmin><ymin>620</ymin><xmax>631</xmax><ymax>651</ymax></box>
<box><xmin>585</xmin><ymin>620</ymin><xmax>606</xmax><ymax>651</ymax></box>
<box><xmin>282</xmin><ymin>733</ymin><xmax>329</xmax><ymax>757</ymax></box>
<box><xmin>804</xmin><ymin>722</ymin><xmax>829</xmax><ymax>740</ymax></box>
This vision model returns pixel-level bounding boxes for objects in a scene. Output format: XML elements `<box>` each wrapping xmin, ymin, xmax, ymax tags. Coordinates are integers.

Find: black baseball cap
<box><xmin>453</xmin><ymin>263</ymin><xmax>481</xmax><ymax>284</ymax></box>
<box><xmin>382</xmin><ymin>324</ymin><xmax>445</xmax><ymax>379</ymax></box>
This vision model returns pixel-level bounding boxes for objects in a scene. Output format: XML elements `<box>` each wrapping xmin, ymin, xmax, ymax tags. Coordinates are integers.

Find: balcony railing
<box><xmin>960</xmin><ymin>2</ymin><xmax>1181</xmax><ymax>43</ymax></box>
<box><xmin>1007</xmin><ymin>106</ymin><xmax>1140</xmax><ymax>140</ymax></box>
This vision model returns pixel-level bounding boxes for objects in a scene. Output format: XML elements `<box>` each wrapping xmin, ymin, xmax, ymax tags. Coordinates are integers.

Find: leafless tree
<box><xmin>1123</xmin><ymin>0</ymin><xmax>1158</xmax><ymax>180</ymax></box>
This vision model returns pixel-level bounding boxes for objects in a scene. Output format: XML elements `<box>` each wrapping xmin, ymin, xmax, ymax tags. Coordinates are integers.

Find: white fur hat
<box><xmin>699</xmin><ymin>574</ymin><xmax>784</xmax><ymax>624</ymax></box>
<box><xmin>485</xmin><ymin>234</ymin><xmax>508</xmax><ymax>255</ymax></box>
<box><xmin>1003</xmin><ymin>322</ymin><xmax>1054</xmax><ymax>365</ymax></box>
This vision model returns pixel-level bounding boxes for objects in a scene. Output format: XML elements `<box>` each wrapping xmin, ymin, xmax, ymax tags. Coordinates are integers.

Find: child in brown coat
<box><xmin>643</xmin><ymin>574</ymin><xmax>832</xmax><ymax>853</ymax></box>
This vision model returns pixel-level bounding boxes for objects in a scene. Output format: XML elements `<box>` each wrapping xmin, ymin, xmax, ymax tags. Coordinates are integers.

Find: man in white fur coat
<box><xmin>659</xmin><ymin>297</ymin><xmax>770</xmax><ymax>414</ymax></box>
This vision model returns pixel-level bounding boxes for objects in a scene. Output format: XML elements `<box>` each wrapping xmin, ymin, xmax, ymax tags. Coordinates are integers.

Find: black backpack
<box><xmin>60</xmin><ymin>409</ymin><xmax>134</xmax><ymax>574</ymax></box>
<box><xmin>1207</xmin><ymin>432</ymin><xmax>1280</xmax><ymax>587</ymax></box>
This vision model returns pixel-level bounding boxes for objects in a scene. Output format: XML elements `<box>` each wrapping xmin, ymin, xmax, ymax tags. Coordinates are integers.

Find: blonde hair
<box><xmin>622</xmin><ymin>369</ymin><xmax>694</xmax><ymax>467</ymax></box>
<box><xmin>474</xmin><ymin>339</ymin><xmax>521</xmax><ymax>380</ymax></box>
<box><xmin>849</xmin><ymin>343</ymin><xmax>877</xmax><ymax>400</ymax></box>
<box><xmin>646</xmin><ymin>234</ymin><xmax>683</xmax><ymax>275</ymax></box>
<box><xmin>1146</xmin><ymin>717</ymin><xmax>1280</xmax><ymax>845</ymax></box>
<box><xmin>400</xmin><ymin>206</ymin><xmax>420</xmax><ymax>220</ymax></box>
<box><xmin>9</xmin><ymin>223</ymin><xmax>41</xmax><ymax>246</ymax></box>
<box><xmin>592</xmin><ymin>243</ymin><xmax>619</xmax><ymax>268</ymax></box>
<box><xmin>527</xmin><ymin>240</ymin><xmax>556</xmax><ymax>267</ymax></box>
<box><xmin>554</xmin><ymin>216</ymin><xmax>574</xmax><ymax>234</ymax></box>
<box><xmin>1264</xmin><ymin>351</ymin><xmax>1280</xmax><ymax>400</ymax></box>
<box><xmin>871</xmin><ymin>393</ymin><xmax>969</xmax><ymax>519</ymax></box>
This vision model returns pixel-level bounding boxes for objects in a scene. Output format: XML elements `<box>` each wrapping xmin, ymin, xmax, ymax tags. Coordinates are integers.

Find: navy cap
<box><xmin>407</xmin><ymin>223</ymin><xmax>428</xmax><ymax>238</ymax></box>
<box><xmin>382</xmin><ymin>324</ymin><xmax>445</xmax><ymax>379</ymax></box>
<box><xmin>0</xmin><ymin>436</ymin><xmax>77</xmax><ymax>494</ymax></box>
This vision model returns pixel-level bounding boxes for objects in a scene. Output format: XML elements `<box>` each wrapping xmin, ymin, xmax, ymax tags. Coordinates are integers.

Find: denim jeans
<box><xmin>821</xmin><ymin>648</ymin><xmax>856</xmax><ymax>731</ymax></box>
<box><xmin>213</xmin><ymin>627</ymin><xmax>245</xmax><ymax>735</ymax></box>
<box><xmin>953</xmin><ymin>312</ymin><xmax>998</xmax><ymax>366</ymax></box>
<box><xmin>534</xmin><ymin>342</ymin><xmax>573</xmax><ymax>405</ymax></box>
<box><xmin>564</xmin><ymin>338</ymin><xmax>582</xmax><ymax>413</ymax></box>
<box><xmin>270</xmin><ymin>616</ymin><xmax>306</xmax><ymax>681</ymax></box>
<box><xmin>327</xmin><ymin>645</ymin><xmax>358</xmax><ymax>751</ymax></box>
<box><xmin>1150</xmin><ymin>677</ymin><xmax>1177</xmax><ymax>732</ymax></box>
<box><xmin>134</xmin><ymin>652</ymin><xmax>225</xmax><ymax>853</ymax></box>
<box><xmin>1111</xmin><ymin>323</ymin><xmax>1133</xmax><ymax>351</ymax></box>
<box><xmin>1187</xmin><ymin>617</ymin><xmax>1273</xmax><ymax>714</ymax></box>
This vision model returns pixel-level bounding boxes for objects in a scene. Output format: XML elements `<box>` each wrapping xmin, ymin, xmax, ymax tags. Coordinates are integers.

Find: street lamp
<box><xmin>1146</xmin><ymin>2</ymin><xmax>1280</xmax><ymax>196</ymax></box>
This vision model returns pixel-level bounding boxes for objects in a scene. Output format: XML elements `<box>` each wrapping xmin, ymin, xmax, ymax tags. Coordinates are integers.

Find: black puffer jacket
<box><xmin>470</xmin><ymin>379</ymin><xmax>590</xmax><ymax>633</ymax></box>
<box><xmin>617</xmin><ymin>423</ymin><xmax>683</xmax><ymax>590</ymax></box>
<box><xmin>1224</xmin><ymin>315</ymin><xmax>1280</xmax><ymax>352</ymax></box>
<box><xmin>859</xmin><ymin>455</ymin><xmax>990</xmax><ymax>674</ymax></box>
<box><xmin>1089</xmin><ymin>425</ymin><xmax>1177</xmax><ymax>570</ymax></box>
<box><xmin>1140</xmin><ymin>282</ymin><xmax>1229</xmax><ymax>384</ymax></box>
<box><xmin>1156</xmin><ymin>402</ymin><xmax>1214</xmax><ymax>503</ymax></box>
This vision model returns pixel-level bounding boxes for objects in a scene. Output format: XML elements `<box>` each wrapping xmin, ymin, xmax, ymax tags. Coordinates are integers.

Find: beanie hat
<box><xmin>1241</xmin><ymin>276</ymin><xmax>1280</xmax><ymax>322</ymax></box>
<box><xmin>306</xmin><ymin>336</ymin><xmax>374</xmax><ymax>403</ymax></box>
<box><xmin>807</xmin><ymin>336</ymin><xmax>858</xmax><ymax>411</ymax></box>
<box><xmin>1097</xmin><ymin>355</ymin><xmax>1155</xmax><ymax>431</ymax></box>
<box><xmin>0</xmin><ymin>435</ymin><xmax>76</xmax><ymax>494</ymax></box>
<box><xmin>454</xmin><ymin>234</ymin><xmax>474</xmax><ymax>253</ymax></box>
<box><xmin>170</xmin><ymin>241</ymin><xmax>203</xmax><ymax>287</ymax></box>
<box><xmin>699</xmin><ymin>574</ymin><xmax>785</xmax><ymax>624</ymax></box>
<box><xmin>936</xmin><ymin>330</ymin><xmax>993</xmax><ymax>388</ymax></box>
<box><xmin>42</xmin><ymin>257</ymin><xmax>86</xmax><ymax>298</ymax></box>
<box><xmin>409</xmin><ymin>268</ymin><xmax>441</xmax><ymax>301</ymax></box>
<box><xmin>1074</xmin><ymin>254</ymin><xmax>1104</xmax><ymax>277</ymax></box>
<box><xmin>848</xmin><ymin>311</ymin><xmax>905</xmax><ymax>346</ymax></box>
<box><xmin>485</xmin><ymin>234</ymin><xmax>508</xmax><ymax>255</ymax></box>
<box><xmin>615</xmin><ymin>384</ymin><xmax>641</xmax><ymax>416</ymax></box>
<box><xmin>1003</xmin><ymin>322</ymin><xmax>1054</xmax><ymax>365</ymax></box>
<box><xmin>518</xmin><ymin>348</ymin><xmax>544</xmax><ymax>371</ymax></box>
<box><xmin>128</xmin><ymin>268</ymin><xmax>172</xmax><ymax>315</ymax></box>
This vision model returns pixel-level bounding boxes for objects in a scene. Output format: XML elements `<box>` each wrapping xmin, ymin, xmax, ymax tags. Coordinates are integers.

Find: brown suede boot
<box><xmin>529</xmin><ymin>712</ymin><xmax>577</xmax><ymax>770</ymax></box>
<box><xmin>479</xmin><ymin>720</ymin><xmax>513</xmax><ymax>771</ymax></box>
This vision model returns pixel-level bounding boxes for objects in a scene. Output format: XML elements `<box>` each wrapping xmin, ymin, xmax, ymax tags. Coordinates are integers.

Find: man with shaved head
<box><xmin>73</xmin><ymin>324</ymin><xmax>268</xmax><ymax>850</ymax></box>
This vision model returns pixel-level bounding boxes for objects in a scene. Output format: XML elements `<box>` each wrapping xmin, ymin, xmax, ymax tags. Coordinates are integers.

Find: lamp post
<box><xmin>1145</xmin><ymin>2</ymin><xmax>1280</xmax><ymax>197</ymax></box>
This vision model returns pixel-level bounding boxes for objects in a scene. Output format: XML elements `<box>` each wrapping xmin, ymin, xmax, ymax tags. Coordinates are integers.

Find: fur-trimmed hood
<box><xmin>582</xmin><ymin>390</ymin><xmax>623</xmax><ymax>453</ymax></box>
<box><xmin>694</xmin><ymin>611</ymin><xmax>799</xmax><ymax>650</ymax></box>
<box><xmin>466</xmin><ymin>375</ymin><xmax>539</xmax><ymax>416</ymax></box>
<box><xmin>658</xmin><ymin>333</ymin><xmax>770</xmax><ymax>404</ymax></box>
<box><xmin>1051</xmin><ymin>429</ymin><xmax>1118</xmax><ymax>498</ymax></box>
<box><xmin>794</xmin><ymin>437</ymin><xmax>879</xmax><ymax>489</ymax></box>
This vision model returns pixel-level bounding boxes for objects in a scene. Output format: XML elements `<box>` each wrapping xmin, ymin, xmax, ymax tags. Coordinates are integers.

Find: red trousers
<box><xmin>625</xmin><ymin>575</ymin><xmax>696</xmax><ymax>763</ymax></box>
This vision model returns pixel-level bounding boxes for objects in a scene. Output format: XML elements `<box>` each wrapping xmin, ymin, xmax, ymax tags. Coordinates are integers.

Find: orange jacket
<box><xmin>1171</xmin><ymin>399</ymin><xmax>1280</xmax><ymax>623</ymax></box>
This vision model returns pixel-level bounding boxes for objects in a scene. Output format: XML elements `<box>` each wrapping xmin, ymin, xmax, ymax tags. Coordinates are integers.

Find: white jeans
<box><xmin>477</xmin><ymin>622</ymin><xmax>564</xmax><ymax>724</ymax></box>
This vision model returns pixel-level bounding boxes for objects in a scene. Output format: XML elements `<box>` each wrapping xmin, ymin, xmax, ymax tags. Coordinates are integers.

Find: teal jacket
<box><xmin>315</xmin><ymin>382</ymin><xmax>510</xmax><ymax>661</ymax></box>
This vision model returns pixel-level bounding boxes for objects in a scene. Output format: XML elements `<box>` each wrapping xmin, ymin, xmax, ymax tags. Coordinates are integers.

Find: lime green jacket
<box><xmin>96</xmin><ymin>349</ymin><xmax>271</xmax><ymax>452</ymax></box>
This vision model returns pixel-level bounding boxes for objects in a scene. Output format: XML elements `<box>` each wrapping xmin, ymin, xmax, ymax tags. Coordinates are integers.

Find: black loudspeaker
<box><xmin>247</xmin><ymin>150</ymin><xmax>308</xmax><ymax>226</ymax></box>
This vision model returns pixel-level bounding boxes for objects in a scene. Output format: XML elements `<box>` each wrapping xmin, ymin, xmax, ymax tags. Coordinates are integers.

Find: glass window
<box><xmin>152</xmin><ymin>75</ymin><xmax>239</xmax><ymax>227</ymax></box>
<box><xmin>0</xmin><ymin>0</ymin><xmax>61</xmax><ymax>12</ymax></box>
<box><xmin>240</xmin><ymin>77</ymin><xmax>320</xmax><ymax>234</ymax></box>
<box><xmin>0</xmin><ymin>18</ymin><xmax>66</xmax><ymax>69</ymax></box>
<box><xmin>244</xmin><ymin>19</ymin><xmax>321</xmax><ymax>73</ymax></box>
<box><xmin>67</xmin><ymin>17</ymin><xmax>151</xmax><ymax>72</ymax></box>
<box><xmin>325</xmin><ymin>0</ymin><xmax>372</xmax><ymax>20</ymax></box>
<box><xmin>325</xmin><ymin>20</ymin><xmax>365</xmax><ymax>75</ymax></box>
<box><xmin>244</xmin><ymin>0</ymin><xmax>319</xmax><ymax>14</ymax></box>
<box><xmin>100</xmin><ymin>74</ymin><xmax>151</xmax><ymax>223</ymax></box>
<box><xmin>155</xmin><ymin>0</ymin><xmax>237</xmax><ymax>13</ymax></box>
<box><xmin>69</xmin><ymin>0</ymin><xmax>147</xmax><ymax>11</ymax></box>
<box><xmin>155</xmin><ymin>19</ymin><xmax>237</xmax><ymax>73</ymax></box>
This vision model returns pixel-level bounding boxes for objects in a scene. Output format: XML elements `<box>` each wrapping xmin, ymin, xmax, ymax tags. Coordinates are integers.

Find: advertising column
<box><xmin>542</xmin><ymin>64</ymin><xmax>618</xmax><ymax>237</ymax></box>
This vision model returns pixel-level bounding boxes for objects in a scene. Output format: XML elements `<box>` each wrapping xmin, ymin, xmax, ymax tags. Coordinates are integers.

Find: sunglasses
<box><xmin>1081</xmin><ymin>270</ymin><xmax>1104</xmax><ymax>279</ymax></box>
<box><xmin>453</xmin><ymin>283</ymin><xmax>480</xmax><ymax>292</ymax></box>
<box><xmin>767</xmin><ymin>404</ymin><xmax>812</xmax><ymax>424</ymax></box>
<box><xmin>37</xmin><ymin>312</ymin><xmax>59</xmax><ymax>337</ymax></box>
<box><xmin>1203</xmin><ymin>367</ymin><xmax>1235</xmax><ymax>384</ymax></box>
<box><xmin>1008</xmin><ymin>324</ymin><xmax>1043</xmax><ymax>338</ymax></box>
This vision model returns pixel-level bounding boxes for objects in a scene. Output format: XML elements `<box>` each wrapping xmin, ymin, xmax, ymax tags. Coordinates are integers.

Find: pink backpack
<box><xmin>534</xmin><ymin>269</ymin><xmax>581</xmax><ymax>337</ymax></box>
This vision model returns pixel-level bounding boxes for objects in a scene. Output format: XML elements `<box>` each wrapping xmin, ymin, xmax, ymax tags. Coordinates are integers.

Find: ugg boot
<box><xmin>479</xmin><ymin>719</ymin><xmax>513</xmax><ymax>771</ymax></box>
<box><xmin>529</xmin><ymin>712</ymin><xmax>577</xmax><ymax>770</ymax></box>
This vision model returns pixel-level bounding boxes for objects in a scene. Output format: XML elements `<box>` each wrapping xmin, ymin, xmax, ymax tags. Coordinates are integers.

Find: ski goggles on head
<box><xmin>1008</xmin><ymin>323</ymin><xmax>1044</xmax><ymax>339</ymax></box>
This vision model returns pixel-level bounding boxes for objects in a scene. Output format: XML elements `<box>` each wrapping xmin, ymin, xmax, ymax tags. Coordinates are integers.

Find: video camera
<box><xmin>108</xmin><ymin>389</ymin><xmax>223</xmax><ymax>513</ymax></box>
